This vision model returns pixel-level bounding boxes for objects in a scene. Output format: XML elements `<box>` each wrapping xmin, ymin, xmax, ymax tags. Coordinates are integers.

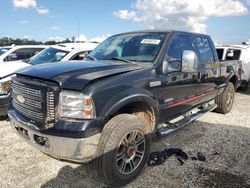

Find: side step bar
<box><xmin>156</xmin><ymin>104</ymin><xmax>217</xmax><ymax>136</ymax></box>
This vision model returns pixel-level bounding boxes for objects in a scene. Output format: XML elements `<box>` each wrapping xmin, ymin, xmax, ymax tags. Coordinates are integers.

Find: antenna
<box><xmin>77</xmin><ymin>16</ymin><xmax>79</xmax><ymax>41</ymax></box>
<box><xmin>77</xmin><ymin>16</ymin><xmax>80</xmax><ymax>49</ymax></box>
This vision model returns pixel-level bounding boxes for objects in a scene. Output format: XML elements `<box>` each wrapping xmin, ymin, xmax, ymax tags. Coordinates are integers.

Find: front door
<box><xmin>150</xmin><ymin>33</ymin><xmax>201</xmax><ymax>122</ymax></box>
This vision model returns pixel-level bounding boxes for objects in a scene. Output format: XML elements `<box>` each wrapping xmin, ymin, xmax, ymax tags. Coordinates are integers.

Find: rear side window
<box><xmin>4</xmin><ymin>48</ymin><xmax>44</xmax><ymax>62</ymax></box>
<box><xmin>193</xmin><ymin>36</ymin><xmax>215</xmax><ymax>64</ymax></box>
<box><xmin>225</xmin><ymin>49</ymin><xmax>241</xmax><ymax>60</ymax></box>
<box><xmin>165</xmin><ymin>34</ymin><xmax>193</xmax><ymax>71</ymax></box>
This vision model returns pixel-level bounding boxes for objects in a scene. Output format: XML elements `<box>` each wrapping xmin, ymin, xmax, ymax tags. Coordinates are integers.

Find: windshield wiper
<box><xmin>85</xmin><ymin>55</ymin><xmax>97</xmax><ymax>61</ymax></box>
<box><xmin>103</xmin><ymin>57</ymin><xmax>138</xmax><ymax>65</ymax></box>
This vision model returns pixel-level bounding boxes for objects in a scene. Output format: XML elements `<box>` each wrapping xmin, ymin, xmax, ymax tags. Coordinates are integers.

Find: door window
<box><xmin>70</xmin><ymin>51</ymin><xmax>91</xmax><ymax>60</ymax></box>
<box><xmin>225</xmin><ymin>49</ymin><xmax>241</xmax><ymax>60</ymax></box>
<box><xmin>165</xmin><ymin>34</ymin><xmax>193</xmax><ymax>72</ymax></box>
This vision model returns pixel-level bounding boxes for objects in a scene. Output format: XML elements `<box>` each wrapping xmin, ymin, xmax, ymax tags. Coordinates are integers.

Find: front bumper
<box><xmin>0</xmin><ymin>94</ymin><xmax>10</xmax><ymax>116</ymax></box>
<box><xmin>8</xmin><ymin>109</ymin><xmax>101</xmax><ymax>163</ymax></box>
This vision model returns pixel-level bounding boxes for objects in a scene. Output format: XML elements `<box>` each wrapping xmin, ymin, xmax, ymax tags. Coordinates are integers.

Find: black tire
<box><xmin>215</xmin><ymin>82</ymin><xmax>235</xmax><ymax>114</ymax></box>
<box><xmin>95</xmin><ymin>114</ymin><xmax>152</xmax><ymax>187</ymax></box>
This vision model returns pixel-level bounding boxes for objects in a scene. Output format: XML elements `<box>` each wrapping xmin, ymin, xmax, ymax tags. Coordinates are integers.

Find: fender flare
<box><xmin>100</xmin><ymin>89</ymin><xmax>159</xmax><ymax>119</ymax></box>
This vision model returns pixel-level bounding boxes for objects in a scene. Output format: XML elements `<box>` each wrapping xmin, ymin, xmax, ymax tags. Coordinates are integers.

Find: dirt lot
<box><xmin>0</xmin><ymin>89</ymin><xmax>250</xmax><ymax>188</ymax></box>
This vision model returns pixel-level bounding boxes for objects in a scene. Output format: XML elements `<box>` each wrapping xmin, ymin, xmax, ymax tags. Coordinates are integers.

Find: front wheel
<box><xmin>215</xmin><ymin>82</ymin><xmax>235</xmax><ymax>114</ymax></box>
<box><xmin>95</xmin><ymin>114</ymin><xmax>152</xmax><ymax>186</ymax></box>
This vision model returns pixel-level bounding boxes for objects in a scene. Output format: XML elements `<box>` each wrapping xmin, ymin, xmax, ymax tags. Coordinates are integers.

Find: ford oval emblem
<box><xmin>17</xmin><ymin>95</ymin><xmax>25</xmax><ymax>104</ymax></box>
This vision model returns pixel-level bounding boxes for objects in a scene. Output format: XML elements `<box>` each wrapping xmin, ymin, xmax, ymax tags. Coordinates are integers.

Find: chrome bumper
<box><xmin>8</xmin><ymin>110</ymin><xmax>101</xmax><ymax>163</ymax></box>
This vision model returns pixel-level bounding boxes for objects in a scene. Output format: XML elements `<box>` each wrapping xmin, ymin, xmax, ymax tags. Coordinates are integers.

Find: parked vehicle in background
<box><xmin>0</xmin><ymin>42</ymin><xmax>98</xmax><ymax>116</ymax></box>
<box><xmin>0</xmin><ymin>45</ymin><xmax>46</xmax><ymax>63</ymax></box>
<box><xmin>8</xmin><ymin>30</ymin><xmax>241</xmax><ymax>186</ymax></box>
<box><xmin>216</xmin><ymin>44</ymin><xmax>250</xmax><ymax>89</ymax></box>
<box><xmin>27</xmin><ymin>42</ymin><xmax>99</xmax><ymax>65</ymax></box>
<box><xmin>0</xmin><ymin>46</ymin><xmax>12</xmax><ymax>56</ymax></box>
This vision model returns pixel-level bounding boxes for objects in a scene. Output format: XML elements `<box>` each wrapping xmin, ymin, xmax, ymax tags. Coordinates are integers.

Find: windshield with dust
<box><xmin>89</xmin><ymin>32</ymin><xmax>167</xmax><ymax>63</ymax></box>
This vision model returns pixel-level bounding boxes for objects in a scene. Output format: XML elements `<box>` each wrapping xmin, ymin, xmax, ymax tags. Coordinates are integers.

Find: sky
<box><xmin>0</xmin><ymin>0</ymin><xmax>250</xmax><ymax>44</ymax></box>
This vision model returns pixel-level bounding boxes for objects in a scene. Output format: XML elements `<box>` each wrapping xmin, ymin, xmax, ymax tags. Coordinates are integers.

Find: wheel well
<box><xmin>229</xmin><ymin>75</ymin><xmax>237</xmax><ymax>89</ymax></box>
<box><xmin>111</xmin><ymin>101</ymin><xmax>156</xmax><ymax>132</ymax></box>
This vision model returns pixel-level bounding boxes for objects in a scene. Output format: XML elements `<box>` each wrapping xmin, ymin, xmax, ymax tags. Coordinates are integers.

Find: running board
<box><xmin>156</xmin><ymin>104</ymin><xmax>217</xmax><ymax>136</ymax></box>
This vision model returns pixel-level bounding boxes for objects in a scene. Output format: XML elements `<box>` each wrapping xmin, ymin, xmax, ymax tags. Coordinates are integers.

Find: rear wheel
<box><xmin>95</xmin><ymin>114</ymin><xmax>152</xmax><ymax>186</ymax></box>
<box><xmin>215</xmin><ymin>82</ymin><xmax>235</xmax><ymax>114</ymax></box>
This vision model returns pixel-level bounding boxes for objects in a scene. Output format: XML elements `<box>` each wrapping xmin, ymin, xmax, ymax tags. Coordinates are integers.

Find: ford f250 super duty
<box><xmin>8</xmin><ymin>30</ymin><xmax>241</xmax><ymax>186</ymax></box>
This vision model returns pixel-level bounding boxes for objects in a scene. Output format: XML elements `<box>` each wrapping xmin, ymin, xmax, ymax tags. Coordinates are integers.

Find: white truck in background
<box><xmin>216</xmin><ymin>44</ymin><xmax>250</xmax><ymax>89</ymax></box>
<box><xmin>0</xmin><ymin>42</ymin><xmax>99</xmax><ymax>116</ymax></box>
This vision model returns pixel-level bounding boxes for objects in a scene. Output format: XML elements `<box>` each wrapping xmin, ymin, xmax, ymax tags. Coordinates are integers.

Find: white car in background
<box><xmin>216</xmin><ymin>44</ymin><xmax>250</xmax><ymax>89</ymax></box>
<box><xmin>28</xmin><ymin>42</ymin><xmax>99</xmax><ymax>65</ymax></box>
<box><xmin>0</xmin><ymin>42</ymin><xmax>99</xmax><ymax>79</ymax></box>
<box><xmin>0</xmin><ymin>42</ymin><xmax>99</xmax><ymax>116</ymax></box>
<box><xmin>0</xmin><ymin>45</ymin><xmax>46</xmax><ymax>63</ymax></box>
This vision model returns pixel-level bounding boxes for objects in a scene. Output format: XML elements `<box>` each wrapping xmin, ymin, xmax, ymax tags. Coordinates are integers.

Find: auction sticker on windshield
<box><xmin>141</xmin><ymin>39</ymin><xmax>161</xmax><ymax>45</ymax></box>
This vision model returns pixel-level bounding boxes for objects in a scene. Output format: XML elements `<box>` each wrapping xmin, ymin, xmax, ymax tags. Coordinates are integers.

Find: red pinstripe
<box><xmin>167</xmin><ymin>90</ymin><xmax>214</xmax><ymax>108</ymax></box>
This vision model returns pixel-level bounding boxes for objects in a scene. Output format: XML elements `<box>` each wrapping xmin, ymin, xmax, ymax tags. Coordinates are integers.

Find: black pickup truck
<box><xmin>8</xmin><ymin>30</ymin><xmax>241</xmax><ymax>186</ymax></box>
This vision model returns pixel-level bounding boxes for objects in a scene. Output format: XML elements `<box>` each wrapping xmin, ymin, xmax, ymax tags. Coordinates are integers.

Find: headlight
<box><xmin>59</xmin><ymin>90</ymin><xmax>96</xmax><ymax>119</ymax></box>
<box><xmin>0</xmin><ymin>81</ymin><xmax>11</xmax><ymax>95</ymax></box>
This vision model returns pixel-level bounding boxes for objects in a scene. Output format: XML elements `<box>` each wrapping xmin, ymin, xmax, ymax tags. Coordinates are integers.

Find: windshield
<box><xmin>89</xmin><ymin>32</ymin><xmax>167</xmax><ymax>63</ymax></box>
<box><xmin>28</xmin><ymin>47</ymin><xmax>69</xmax><ymax>65</ymax></box>
<box><xmin>0</xmin><ymin>47</ymin><xmax>11</xmax><ymax>56</ymax></box>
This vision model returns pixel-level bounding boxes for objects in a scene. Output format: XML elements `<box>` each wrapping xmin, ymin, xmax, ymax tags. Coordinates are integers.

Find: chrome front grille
<box><xmin>12</xmin><ymin>82</ymin><xmax>42</xmax><ymax>97</ymax></box>
<box><xmin>12</xmin><ymin>80</ymin><xmax>57</xmax><ymax>124</ymax></box>
<box><xmin>13</xmin><ymin>102</ymin><xmax>43</xmax><ymax>120</ymax></box>
<box><xmin>13</xmin><ymin>93</ymin><xmax>42</xmax><ymax>109</ymax></box>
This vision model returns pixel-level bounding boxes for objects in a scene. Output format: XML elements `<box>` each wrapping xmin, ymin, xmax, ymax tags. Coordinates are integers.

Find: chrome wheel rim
<box><xmin>226</xmin><ymin>88</ymin><xmax>234</xmax><ymax>108</ymax></box>
<box><xmin>116</xmin><ymin>130</ymin><xmax>145</xmax><ymax>175</ymax></box>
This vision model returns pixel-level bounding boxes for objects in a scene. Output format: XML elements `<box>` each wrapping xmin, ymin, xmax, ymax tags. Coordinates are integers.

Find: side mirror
<box><xmin>162</xmin><ymin>60</ymin><xmax>169</xmax><ymax>74</ymax></box>
<box><xmin>181</xmin><ymin>50</ymin><xmax>198</xmax><ymax>73</ymax></box>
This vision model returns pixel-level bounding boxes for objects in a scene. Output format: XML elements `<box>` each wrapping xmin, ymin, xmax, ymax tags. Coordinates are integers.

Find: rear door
<box><xmin>191</xmin><ymin>35</ymin><xmax>220</xmax><ymax>103</ymax></box>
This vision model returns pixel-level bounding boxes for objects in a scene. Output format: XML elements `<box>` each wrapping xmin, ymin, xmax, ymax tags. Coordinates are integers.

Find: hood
<box><xmin>16</xmin><ymin>60</ymin><xmax>142</xmax><ymax>90</ymax></box>
<box><xmin>0</xmin><ymin>61</ymin><xmax>30</xmax><ymax>79</ymax></box>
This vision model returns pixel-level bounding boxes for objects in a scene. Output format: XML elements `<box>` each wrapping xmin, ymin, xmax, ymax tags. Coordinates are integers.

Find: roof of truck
<box><xmin>116</xmin><ymin>29</ymin><xmax>209</xmax><ymax>36</ymax></box>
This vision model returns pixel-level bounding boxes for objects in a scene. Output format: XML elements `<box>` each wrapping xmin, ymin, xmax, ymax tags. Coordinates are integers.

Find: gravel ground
<box><xmin>0</xmin><ymin>89</ymin><xmax>250</xmax><ymax>188</ymax></box>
